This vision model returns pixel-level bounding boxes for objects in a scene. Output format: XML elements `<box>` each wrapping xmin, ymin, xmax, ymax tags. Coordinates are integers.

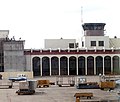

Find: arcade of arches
<box><xmin>32</xmin><ymin>56</ymin><xmax>120</xmax><ymax>76</ymax></box>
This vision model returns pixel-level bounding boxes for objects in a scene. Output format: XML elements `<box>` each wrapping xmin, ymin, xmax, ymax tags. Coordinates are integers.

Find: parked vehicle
<box><xmin>99</xmin><ymin>74</ymin><xmax>116</xmax><ymax>90</ymax></box>
<box><xmin>56</xmin><ymin>76</ymin><xmax>75</xmax><ymax>87</ymax></box>
<box><xmin>16</xmin><ymin>80</ymin><xmax>37</xmax><ymax>95</ymax></box>
<box><xmin>76</xmin><ymin>77</ymin><xmax>99</xmax><ymax>89</ymax></box>
<box><xmin>99</xmin><ymin>81</ymin><xmax>116</xmax><ymax>90</ymax></box>
<box><xmin>8</xmin><ymin>74</ymin><xmax>27</xmax><ymax>82</ymax></box>
<box><xmin>0</xmin><ymin>80</ymin><xmax>13</xmax><ymax>88</ymax></box>
<box><xmin>74</xmin><ymin>92</ymin><xmax>93</xmax><ymax>99</ymax></box>
<box><xmin>37</xmin><ymin>80</ymin><xmax>50</xmax><ymax>88</ymax></box>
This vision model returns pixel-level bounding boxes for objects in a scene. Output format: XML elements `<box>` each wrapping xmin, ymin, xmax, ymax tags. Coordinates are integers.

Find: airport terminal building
<box><xmin>0</xmin><ymin>23</ymin><xmax>120</xmax><ymax>77</ymax></box>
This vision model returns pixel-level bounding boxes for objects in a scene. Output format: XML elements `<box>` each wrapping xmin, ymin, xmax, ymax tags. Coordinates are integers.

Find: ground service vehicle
<box><xmin>0</xmin><ymin>80</ymin><xmax>13</xmax><ymax>88</ymax></box>
<box><xmin>74</xmin><ymin>92</ymin><xmax>93</xmax><ymax>99</ymax></box>
<box><xmin>56</xmin><ymin>76</ymin><xmax>75</xmax><ymax>87</ymax></box>
<box><xmin>99</xmin><ymin>81</ymin><xmax>116</xmax><ymax>90</ymax></box>
<box><xmin>37</xmin><ymin>80</ymin><xmax>50</xmax><ymax>88</ymax></box>
<box><xmin>74</xmin><ymin>92</ymin><xmax>93</xmax><ymax>102</ymax></box>
<box><xmin>99</xmin><ymin>74</ymin><xmax>116</xmax><ymax>90</ymax></box>
<box><xmin>9</xmin><ymin>74</ymin><xmax>27</xmax><ymax>82</ymax></box>
<box><xmin>16</xmin><ymin>80</ymin><xmax>36</xmax><ymax>95</ymax></box>
<box><xmin>76</xmin><ymin>77</ymin><xmax>99</xmax><ymax>89</ymax></box>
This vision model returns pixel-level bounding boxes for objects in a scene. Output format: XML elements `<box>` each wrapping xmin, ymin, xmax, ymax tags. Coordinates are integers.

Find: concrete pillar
<box><xmin>59</xmin><ymin>57</ymin><xmax>60</xmax><ymax>75</ymax></box>
<box><xmin>30</xmin><ymin>55</ymin><xmax>32</xmax><ymax>72</ymax></box>
<box><xmin>41</xmin><ymin>58</ymin><xmax>42</xmax><ymax>76</ymax></box>
<box><xmin>111</xmin><ymin>57</ymin><xmax>113</xmax><ymax>74</ymax></box>
<box><xmin>85</xmin><ymin>57</ymin><xmax>87</xmax><ymax>75</ymax></box>
<box><xmin>94</xmin><ymin>57</ymin><xmax>96</xmax><ymax>75</ymax></box>
<box><xmin>50</xmin><ymin>58</ymin><xmax>51</xmax><ymax>76</ymax></box>
<box><xmin>103</xmin><ymin>57</ymin><xmax>104</xmax><ymax>75</ymax></box>
<box><xmin>68</xmin><ymin>58</ymin><xmax>69</xmax><ymax>75</ymax></box>
<box><xmin>76</xmin><ymin>57</ymin><xmax>78</xmax><ymax>75</ymax></box>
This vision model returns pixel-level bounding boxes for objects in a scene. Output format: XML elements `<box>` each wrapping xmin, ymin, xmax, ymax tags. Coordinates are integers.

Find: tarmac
<box><xmin>0</xmin><ymin>76</ymin><xmax>120</xmax><ymax>102</ymax></box>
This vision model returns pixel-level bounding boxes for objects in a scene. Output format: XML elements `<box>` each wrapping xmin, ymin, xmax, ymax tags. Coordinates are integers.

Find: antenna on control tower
<box><xmin>81</xmin><ymin>6</ymin><xmax>84</xmax><ymax>35</ymax></box>
<box><xmin>81</xmin><ymin>6</ymin><xmax>83</xmax><ymax>24</ymax></box>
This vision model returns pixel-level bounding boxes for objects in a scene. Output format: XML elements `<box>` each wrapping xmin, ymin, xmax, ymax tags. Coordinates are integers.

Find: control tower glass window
<box><xmin>91</xmin><ymin>41</ymin><xmax>96</xmax><ymax>46</ymax></box>
<box><xmin>99</xmin><ymin>41</ymin><xmax>104</xmax><ymax>46</ymax></box>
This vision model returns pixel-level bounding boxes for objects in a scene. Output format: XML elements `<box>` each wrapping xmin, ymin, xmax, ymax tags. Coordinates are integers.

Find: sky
<box><xmin>0</xmin><ymin>0</ymin><xmax>120</xmax><ymax>49</ymax></box>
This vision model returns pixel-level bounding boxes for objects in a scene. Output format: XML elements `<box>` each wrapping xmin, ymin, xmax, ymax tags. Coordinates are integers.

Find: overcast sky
<box><xmin>0</xmin><ymin>0</ymin><xmax>119</xmax><ymax>49</ymax></box>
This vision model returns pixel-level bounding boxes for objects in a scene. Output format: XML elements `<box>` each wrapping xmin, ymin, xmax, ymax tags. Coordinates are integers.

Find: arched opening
<box><xmin>113</xmin><ymin>56</ymin><xmax>119</xmax><ymax>74</ymax></box>
<box><xmin>104</xmin><ymin>56</ymin><xmax>111</xmax><ymax>75</ymax></box>
<box><xmin>69</xmin><ymin>56</ymin><xmax>76</xmax><ymax>75</ymax></box>
<box><xmin>42</xmin><ymin>57</ymin><xmax>50</xmax><ymax>76</ymax></box>
<box><xmin>78</xmin><ymin>56</ymin><xmax>85</xmax><ymax>75</ymax></box>
<box><xmin>96</xmin><ymin>56</ymin><xmax>103</xmax><ymax>75</ymax></box>
<box><xmin>60</xmin><ymin>56</ymin><xmax>68</xmax><ymax>75</ymax></box>
<box><xmin>51</xmin><ymin>57</ymin><xmax>59</xmax><ymax>75</ymax></box>
<box><xmin>87</xmin><ymin>56</ymin><xmax>94</xmax><ymax>75</ymax></box>
<box><xmin>32</xmin><ymin>57</ymin><xmax>40</xmax><ymax>76</ymax></box>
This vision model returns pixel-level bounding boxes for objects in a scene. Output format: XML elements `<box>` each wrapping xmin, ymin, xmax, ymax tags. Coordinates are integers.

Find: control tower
<box><xmin>82</xmin><ymin>23</ymin><xmax>106</xmax><ymax>36</ymax></box>
<box><xmin>80</xmin><ymin>23</ymin><xmax>109</xmax><ymax>49</ymax></box>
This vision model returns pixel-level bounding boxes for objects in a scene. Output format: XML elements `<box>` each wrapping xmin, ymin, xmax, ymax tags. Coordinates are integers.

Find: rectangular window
<box><xmin>75</xmin><ymin>43</ymin><xmax>78</xmax><ymax>48</ymax></box>
<box><xmin>91</xmin><ymin>41</ymin><xmax>96</xmax><ymax>46</ymax></box>
<box><xmin>99</xmin><ymin>41</ymin><xmax>104</xmax><ymax>46</ymax></box>
<box><xmin>69</xmin><ymin>43</ymin><xmax>74</xmax><ymax>48</ymax></box>
<box><xmin>82</xmin><ymin>41</ymin><xmax>84</xmax><ymax>47</ymax></box>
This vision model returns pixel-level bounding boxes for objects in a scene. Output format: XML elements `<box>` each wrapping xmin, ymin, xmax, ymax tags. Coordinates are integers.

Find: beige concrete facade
<box><xmin>109</xmin><ymin>38</ymin><xmax>120</xmax><ymax>48</ymax></box>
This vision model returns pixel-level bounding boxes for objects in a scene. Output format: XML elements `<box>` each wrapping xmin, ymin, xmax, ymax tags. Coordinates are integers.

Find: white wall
<box><xmin>44</xmin><ymin>39</ymin><xmax>76</xmax><ymax>49</ymax></box>
<box><xmin>80</xmin><ymin>36</ymin><xmax>109</xmax><ymax>49</ymax></box>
